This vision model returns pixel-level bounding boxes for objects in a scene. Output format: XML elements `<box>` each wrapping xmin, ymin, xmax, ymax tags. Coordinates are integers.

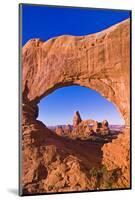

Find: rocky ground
<box><xmin>21</xmin><ymin>111</ymin><xmax>130</xmax><ymax>195</ymax></box>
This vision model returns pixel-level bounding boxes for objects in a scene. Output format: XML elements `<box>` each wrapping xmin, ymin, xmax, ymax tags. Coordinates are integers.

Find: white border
<box><xmin>0</xmin><ymin>0</ymin><xmax>134</xmax><ymax>199</ymax></box>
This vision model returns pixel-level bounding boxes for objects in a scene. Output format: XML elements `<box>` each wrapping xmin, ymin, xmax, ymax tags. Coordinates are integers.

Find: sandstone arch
<box><xmin>22</xmin><ymin>19</ymin><xmax>130</xmax><ymax>126</ymax></box>
<box><xmin>21</xmin><ymin>19</ymin><xmax>130</xmax><ymax>191</ymax></box>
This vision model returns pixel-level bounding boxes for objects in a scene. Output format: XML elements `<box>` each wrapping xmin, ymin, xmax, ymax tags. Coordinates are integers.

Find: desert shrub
<box><xmin>89</xmin><ymin>167</ymin><xmax>98</xmax><ymax>177</ymax></box>
<box><xmin>89</xmin><ymin>166</ymin><xmax>122</xmax><ymax>190</ymax></box>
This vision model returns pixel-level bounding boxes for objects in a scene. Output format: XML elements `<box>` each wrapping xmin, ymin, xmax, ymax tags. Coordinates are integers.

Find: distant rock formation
<box><xmin>54</xmin><ymin>111</ymin><xmax>110</xmax><ymax>139</ymax></box>
<box><xmin>64</xmin><ymin>124</ymin><xmax>72</xmax><ymax>135</ymax></box>
<box><xmin>93</xmin><ymin>120</ymin><xmax>110</xmax><ymax>136</ymax></box>
<box><xmin>102</xmin><ymin>120</ymin><xmax>109</xmax><ymax>128</ymax></box>
<box><xmin>72</xmin><ymin>115</ymin><xmax>110</xmax><ymax>139</ymax></box>
<box><xmin>55</xmin><ymin>124</ymin><xmax>72</xmax><ymax>136</ymax></box>
<box><xmin>55</xmin><ymin>126</ymin><xmax>64</xmax><ymax>136</ymax></box>
<box><xmin>72</xmin><ymin>120</ymin><xmax>94</xmax><ymax>140</ymax></box>
<box><xmin>73</xmin><ymin>111</ymin><xmax>82</xmax><ymax>127</ymax></box>
<box><xmin>101</xmin><ymin>120</ymin><xmax>110</xmax><ymax>135</ymax></box>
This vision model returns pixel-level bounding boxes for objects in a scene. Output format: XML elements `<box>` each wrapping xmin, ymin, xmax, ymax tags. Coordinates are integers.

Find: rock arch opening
<box><xmin>37</xmin><ymin>85</ymin><xmax>125</xmax><ymax>140</ymax></box>
<box><xmin>38</xmin><ymin>85</ymin><xmax>124</xmax><ymax>126</ymax></box>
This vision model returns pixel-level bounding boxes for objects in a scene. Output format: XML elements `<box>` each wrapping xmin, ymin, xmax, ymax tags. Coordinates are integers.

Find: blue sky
<box><xmin>22</xmin><ymin>4</ymin><xmax>130</xmax><ymax>125</ymax></box>
<box><xmin>37</xmin><ymin>86</ymin><xmax>124</xmax><ymax>125</ymax></box>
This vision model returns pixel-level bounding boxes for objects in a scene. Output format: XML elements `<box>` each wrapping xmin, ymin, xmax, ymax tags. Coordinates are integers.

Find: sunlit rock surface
<box><xmin>21</xmin><ymin>19</ymin><xmax>130</xmax><ymax>194</ymax></box>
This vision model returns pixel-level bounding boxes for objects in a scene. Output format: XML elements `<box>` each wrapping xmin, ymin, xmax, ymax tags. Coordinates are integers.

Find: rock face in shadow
<box><xmin>21</xmin><ymin>19</ymin><xmax>130</xmax><ymax>194</ymax></box>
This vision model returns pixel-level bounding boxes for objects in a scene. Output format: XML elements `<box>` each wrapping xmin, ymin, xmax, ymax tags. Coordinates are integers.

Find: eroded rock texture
<box><xmin>21</xmin><ymin>19</ymin><xmax>130</xmax><ymax>194</ymax></box>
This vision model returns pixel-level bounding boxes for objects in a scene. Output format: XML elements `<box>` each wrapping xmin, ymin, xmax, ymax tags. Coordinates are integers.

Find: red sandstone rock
<box><xmin>55</xmin><ymin>126</ymin><xmax>64</xmax><ymax>136</ymax></box>
<box><xmin>71</xmin><ymin>120</ymin><xmax>94</xmax><ymax>140</ymax></box>
<box><xmin>21</xmin><ymin>19</ymin><xmax>130</xmax><ymax>194</ymax></box>
<box><xmin>102</xmin><ymin>128</ymin><xmax>130</xmax><ymax>188</ymax></box>
<box><xmin>102</xmin><ymin>120</ymin><xmax>109</xmax><ymax>128</ymax></box>
<box><xmin>73</xmin><ymin>111</ymin><xmax>82</xmax><ymax>128</ymax></box>
<box><xmin>64</xmin><ymin>124</ymin><xmax>72</xmax><ymax>135</ymax></box>
<box><xmin>22</xmin><ymin>19</ymin><xmax>130</xmax><ymax>126</ymax></box>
